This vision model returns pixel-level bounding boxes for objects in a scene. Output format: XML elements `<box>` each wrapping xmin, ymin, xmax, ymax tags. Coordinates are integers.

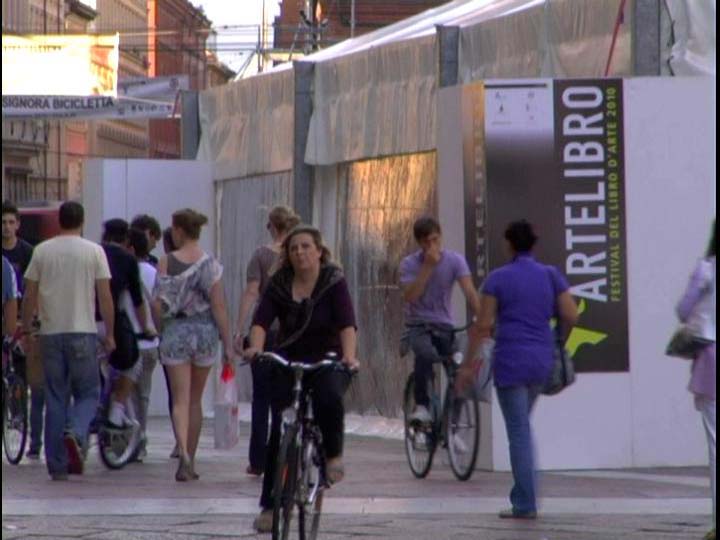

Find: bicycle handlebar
<box><xmin>257</xmin><ymin>352</ymin><xmax>356</xmax><ymax>374</ymax></box>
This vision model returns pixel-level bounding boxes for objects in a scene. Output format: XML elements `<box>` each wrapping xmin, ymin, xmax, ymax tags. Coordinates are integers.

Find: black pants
<box><xmin>408</xmin><ymin>325</ymin><xmax>455</xmax><ymax>407</ymax></box>
<box><xmin>248</xmin><ymin>360</ymin><xmax>276</xmax><ymax>470</ymax></box>
<box><xmin>260</xmin><ymin>367</ymin><xmax>351</xmax><ymax>510</ymax></box>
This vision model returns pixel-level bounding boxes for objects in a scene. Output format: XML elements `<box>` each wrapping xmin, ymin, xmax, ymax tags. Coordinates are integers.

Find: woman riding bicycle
<box><xmin>243</xmin><ymin>225</ymin><xmax>358</xmax><ymax>533</ymax></box>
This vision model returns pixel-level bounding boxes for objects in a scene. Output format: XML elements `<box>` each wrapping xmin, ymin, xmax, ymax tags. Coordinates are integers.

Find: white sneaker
<box><xmin>409</xmin><ymin>405</ymin><xmax>433</xmax><ymax>424</ymax></box>
<box><xmin>108</xmin><ymin>402</ymin><xmax>138</xmax><ymax>429</ymax></box>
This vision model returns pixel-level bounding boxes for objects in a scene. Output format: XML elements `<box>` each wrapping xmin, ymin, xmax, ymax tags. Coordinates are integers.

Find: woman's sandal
<box><xmin>326</xmin><ymin>459</ymin><xmax>345</xmax><ymax>485</ymax></box>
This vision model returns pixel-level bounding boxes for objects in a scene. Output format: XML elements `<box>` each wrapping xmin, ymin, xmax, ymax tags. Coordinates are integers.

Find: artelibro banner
<box><xmin>480</xmin><ymin>79</ymin><xmax>629</xmax><ymax>373</ymax></box>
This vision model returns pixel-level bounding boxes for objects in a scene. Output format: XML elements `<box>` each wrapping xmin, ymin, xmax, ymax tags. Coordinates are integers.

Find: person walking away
<box><xmin>131</xmin><ymin>214</ymin><xmax>162</xmax><ymax>267</ymax></box>
<box><xmin>243</xmin><ymin>225</ymin><xmax>359</xmax><ymax>533</ymax></box>
<box><xmin>152</xmin><ymin>209</ymin><xmax>234</xmax><ymax>481</ymax></box>
<box><xmin>458</xmin><ymin>220</ymin><xmax>578</xmax><ymax>519</ymax></box>
<box><xmin>234</xmin><ymin>206</ymin><xmax>300</xmax><ymax>477</ymax></box>
<box><xmin>98</xmin><ymin>219</ymin><xmax>154</xmax><ymax>429</ymax></box>
<box><xmin>676</xmin><ymin>220</ymin><xmax>716</xmax><ymax>540</ymax></box>
<box><xmin>162</xmin><ymin>226</ymin><xmax>180</xmax><ymax>458</ymax></box>
<box><xmin>400</xmin><ymin>216</ymin><xmax>482</xmax><ymax>424</ymax></box>
<box><xmin>2</xmin><ymin>255</ymin><xmax>19</xmax><ymax>337</ymax></box>
<box><xmin>21</xmin><ymin>201</ymin><xmax>116</xmax><ymax>480</ymax></box>
<box><xmin>2</xmin><ymin>200</ymin><xmax>44</xmax><ymax>459</ymax></box>
<box><xmin>126</xmin><ymin>228</ymin><xmax>161</xmax><ymax>460</ymax></box>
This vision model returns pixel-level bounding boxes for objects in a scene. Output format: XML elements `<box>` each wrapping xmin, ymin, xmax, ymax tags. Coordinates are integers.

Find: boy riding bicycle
<box><xmin>400</xmin><ymin>217</ymin><xmax>482</xmax><ymax>423</ymax></box>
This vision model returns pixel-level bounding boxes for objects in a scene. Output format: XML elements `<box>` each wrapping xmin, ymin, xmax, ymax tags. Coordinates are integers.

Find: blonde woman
<box><xmin>153</xmin><ymin>209</ymin><xmax>233</xmax><ymax>481</ymax></box>
<box><xmin>234</xmin><ymin>206</ymin><xmax>300</xmax><ymax>477</ymax></box>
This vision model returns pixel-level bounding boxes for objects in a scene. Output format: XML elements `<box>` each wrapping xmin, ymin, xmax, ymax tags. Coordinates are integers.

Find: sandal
<box><xmin>326</xmin><ymin>458</ymin><xmax>345</xmax><ymax>485</ymax></box>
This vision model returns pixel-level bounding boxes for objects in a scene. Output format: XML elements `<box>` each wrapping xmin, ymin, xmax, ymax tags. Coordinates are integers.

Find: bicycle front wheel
<box><xmin>3</xmin><ymin>375</ymin><xmax>28</xmax><ymax>465</ymax></box>
<box><xmin>445</xmin><ymin>388</ymin><xmax>480</xmax><ymax>482</ymax></box>
<box><xmin>403</xmin><ymin>375</ymin><xmax>436</xmax><ymax>479</ymax></box>
<box><xmin>298</xmin><ymin>433</ymin><xmax>325</xmax><ymax>540</ymax></box>
<box><xmin>273</xmin><ymin>425</ymin><xmax>300</xmax><ymax>540</ymax></box>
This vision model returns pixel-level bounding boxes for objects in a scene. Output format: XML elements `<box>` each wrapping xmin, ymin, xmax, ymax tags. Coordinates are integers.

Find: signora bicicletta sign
<box><xmin>463</xmin><ymin>79</ymin><xmax>629</xmax><ymax>373</ymax></box>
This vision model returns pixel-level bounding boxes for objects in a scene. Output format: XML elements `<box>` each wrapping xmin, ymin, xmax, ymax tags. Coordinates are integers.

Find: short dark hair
<box><xmin>58</xmin><ymin>201</ymin><xmax>84</xmax><ymax>230</ymax></box>
<box><xmin>413</xmin><ymin>216</ymin><xmax>441</xmax><ymax>242</ymax></box>
<box><xmin>505</xmin><ymin>220</ymin><xmax>538</xmax><ymax>252</ymax></box>
<box><xmin>172</xmin><ymin>208</ymin><xmax>208</xmax><ymax>240</ymax></box>
<box><xmin>2</xmin><ymin>200</ymin><xmax>19</xmax><ymax>218</ymax></box>
<box><xmin>707</xmin><ymin>219</ymin><xmax>716</xmax><ymax>258</ymax></box>
<box><xmin>102</xmin><ymin>218</ymin><xmax>129</xmax><ymax>244</ymax></box>
<box><xmin>128</xmin><ymin>227</ymin><xmax>150</xmax><ymax>259</ymax></box>
<box><xmin>130</xmin><ymin>214</ymin><xmax>161</xmax><ymax>239</ymax></box>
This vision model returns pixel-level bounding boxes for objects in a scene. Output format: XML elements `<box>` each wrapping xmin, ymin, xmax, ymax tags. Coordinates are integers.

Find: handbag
<box><xmin>542</xmin><ymin>267</ymin><xmax>576</xmax><ymax>396</ymax></box>
<box><xmin>666</xmin><ymin>325</ymin><xmax>714</xmax><ymax>360</ymax></box>
<box><xmin>108</xmin><ymin>311</ymin><xmax>140</xmax><ymax>371</ymax></box>
<box><xmin>542</xmin><ymin>326</ymin><xmax>576</xmax><ymax>396</ymax></box>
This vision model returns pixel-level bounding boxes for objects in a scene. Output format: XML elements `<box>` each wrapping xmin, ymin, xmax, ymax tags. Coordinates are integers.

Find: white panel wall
<box><xmin>438</xmin><ymin>77</ymin><xmax>716</xmax><ymax>471</ymax></box>
<box><xmin>624</xmin><ymin>77</ymin><xmax>716</xmax><ymax>467</ymax></box>
<box><xmin>82</xmin><ymin>159</ymin><xmax>216</xmax><ymax>417</ymax></box>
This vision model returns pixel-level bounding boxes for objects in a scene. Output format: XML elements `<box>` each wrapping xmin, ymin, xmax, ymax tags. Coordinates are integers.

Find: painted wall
<box><xmin>438</xmin><ymin>77</ymin><xmax>716</xmax><ymax>470</ymax></box>
<box><xmin>83</xmin><ymin>158</ymin><xmax>215</xmax><ymax>417</ymax></box>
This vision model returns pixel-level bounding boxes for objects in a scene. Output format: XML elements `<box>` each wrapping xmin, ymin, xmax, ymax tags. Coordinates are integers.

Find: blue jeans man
<box><xmin>40</xmin><ymin>333</ymin><xmax>100</xmax><ymax>478</ymax></box>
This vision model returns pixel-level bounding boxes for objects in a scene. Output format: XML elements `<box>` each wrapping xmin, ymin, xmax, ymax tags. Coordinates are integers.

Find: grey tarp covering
<box><xmin>304</xmin><ymin>0</ymin><xmax>635</xmax><ymax>167</ymax></box>
<box><xmin>458</xmin><ymin>0</ymin><xmax>633</xmax><ymax>81</ymax></box>
<box><xmin>663</xmin><ymin>0</ymin><xmax>716</xmax><ymax>76</ymax></box>
<box><xmin>218</xmin><ymin>172</ymin><xmax>292</xmax><ymax>400</ymax></box>
<box><xmin>197</xmin><ymin>67</ymin><xmax>294</xmax><ymax>181</ymax></box>
<box><xmin>305</xmin><ymin>36</ymin><xmax>437</xmax><ymax>166</ymax></box>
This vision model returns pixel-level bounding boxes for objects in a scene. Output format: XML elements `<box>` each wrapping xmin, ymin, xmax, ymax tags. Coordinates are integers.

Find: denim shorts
<box><xmin>160</xmin><ymin>311</ymin><xmax>219</xmax><ymax>367</ymax></box>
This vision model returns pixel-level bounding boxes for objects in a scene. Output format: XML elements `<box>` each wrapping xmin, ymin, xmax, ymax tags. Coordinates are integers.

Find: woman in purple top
<box><xmin>676</xmin><ymin>220</ymin><xmax>716</xmax><ymax>540</ymax></box>
<box><xmin>244</xmin><ymin>225</ymin><xmax>358</xmax><ymax>533</ymax></box>
<box><xmin>460</xmin><ymin>220</ymin><xmax>578</xmax><ymax>519</ymax></box>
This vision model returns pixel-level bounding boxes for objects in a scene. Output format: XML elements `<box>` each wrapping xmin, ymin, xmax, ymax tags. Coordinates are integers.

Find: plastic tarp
<box><xmin>217</xmin><ymin>171</ymin><xmax>292</xmax><ymax>400</ymax></box>
<box><xmin>458</xmin><ymin>0</ymin><xmax>633</xmax><ymax>81</ymax></box>
<box><xmin>663</xmin><ymin>0</ymin><xmax>716</xmax><ymax>76</ymax></box>
<box><xmin>304</xmin><ymin>0</ymin><xmax>635</xmax><ymax>166</ymax></box>
<box><xmin>305</xmin><ymin>35</ymin><xmax>437</xmax><ymax>166</ymax></box>
<box><xmin>197</xmin><ymin>67</ymin><xmax>294</xmax><ymax>181</ymax></box>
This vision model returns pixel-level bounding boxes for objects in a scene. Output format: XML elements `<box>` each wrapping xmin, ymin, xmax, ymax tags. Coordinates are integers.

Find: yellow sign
<box><xmin>1</xmin><ymin>34</ymin><xmax>119</xmax><ymax>97</ymax></box>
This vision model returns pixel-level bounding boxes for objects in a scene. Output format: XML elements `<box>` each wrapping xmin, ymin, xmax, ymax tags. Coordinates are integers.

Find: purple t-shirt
<box><xmin>399</xmin><ymin>250</ymin><xmax>471</xmax><ymax>326</ymax></box>
<box><xmin>483</xmin><ymin>254</ymin><xmax>569</xmax><ymax>388</ymax></box>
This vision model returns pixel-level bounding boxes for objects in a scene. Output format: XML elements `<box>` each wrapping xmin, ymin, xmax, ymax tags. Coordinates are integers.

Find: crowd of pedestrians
<box><xmin>0</xmin><ymin>199</ymin><xmax>715</xmax><ymax>539</ymax></box>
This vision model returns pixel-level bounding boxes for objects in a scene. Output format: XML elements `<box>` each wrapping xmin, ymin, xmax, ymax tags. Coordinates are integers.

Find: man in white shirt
<box><xmin>22</xmin><ymin>201</ymin><xmax>116</xmax><ymax>480</ymax></box>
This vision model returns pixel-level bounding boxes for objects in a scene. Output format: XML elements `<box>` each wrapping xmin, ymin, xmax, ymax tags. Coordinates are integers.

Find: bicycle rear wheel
<box><xmin>3</xmin><ymin>375</ymin><xmax>28</xmax><ymax>465</ymax></box>
<box><xmin>273</xmin><ymin>425</ymin><xmax>300</xmax><ymax>540</ymax></box>
<box><xmin>445</xmin><ymin>388</ymin><xmax>480</xmax><ymax>481</ymax></box>
<box><xmin>403</xmin><ymin>375</ymin><xmax>436</xmax><ymax>479</ymax></box>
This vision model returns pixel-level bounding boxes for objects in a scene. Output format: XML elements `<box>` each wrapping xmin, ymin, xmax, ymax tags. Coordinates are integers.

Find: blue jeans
<box><xmin>40</xmin><ymin>334</ymin><xmax>100</xmax><ymax>475</ymax></box>
<box><xmin>29</xmin><ymin>387</ymin><xmax>45</xmax><ymax>453</ymax></box>
<box><xmin>496</xmin><ymin>385</ymin><xmax>541</xmax><ymax>514</ymax></box>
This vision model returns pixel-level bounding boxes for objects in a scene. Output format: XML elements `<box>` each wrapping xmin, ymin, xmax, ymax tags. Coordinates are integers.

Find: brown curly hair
<box><xmin>279</xmin><ymin>225</ymin><xmax>333</xmax><ymax>271</ymax></box>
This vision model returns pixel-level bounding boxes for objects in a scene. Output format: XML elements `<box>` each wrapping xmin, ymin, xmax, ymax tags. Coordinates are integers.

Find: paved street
<box><xmin>2</xmin><ymin>417</ymin><xmax>714</xmax><ymax>540</ymax></box>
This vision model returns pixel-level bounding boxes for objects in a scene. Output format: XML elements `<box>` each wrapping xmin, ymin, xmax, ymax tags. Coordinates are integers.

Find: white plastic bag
<box><xmin>214</xmin><ymin>363</ymin><xmax>239</xmax><ymax>450</ymax></box>
<box><xmin>473</xmin><ymin>338</ymin><xmax>495</xmax><ymax>403</ymax></box>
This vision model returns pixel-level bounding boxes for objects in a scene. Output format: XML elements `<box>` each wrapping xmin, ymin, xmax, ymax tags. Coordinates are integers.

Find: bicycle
<box><xmin>257</xmin><ymin>351</ymin><xmax>354</xmax><ymax>540</ymax></box>
<box><xmin>2</xmin><ymin>337</ymin><xmax>28</xmax><ymax>465</ymax></box>
<box><xmin>402</xmin><ymin>322</ymin><xmax>481</xmax><ymax>481</ymax></box>
<box><xmin>92</xmin><ymin>333</ymin><xmax>154</xmax><ymax>470</ymax></box>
